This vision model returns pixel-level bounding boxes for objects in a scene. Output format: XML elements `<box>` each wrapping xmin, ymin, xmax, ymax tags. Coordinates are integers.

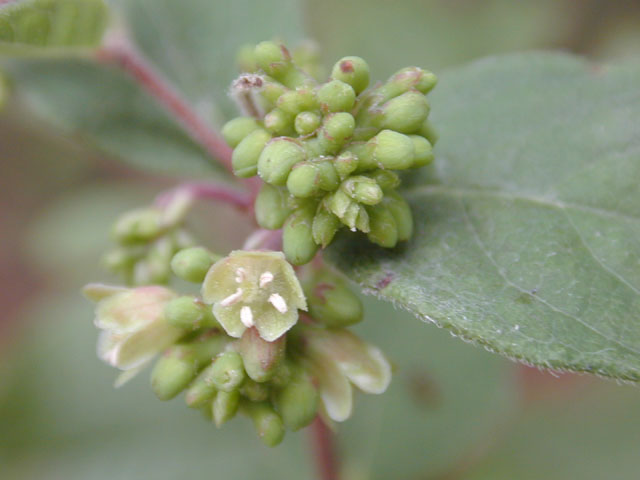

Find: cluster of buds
<box><xmin>102</xmin><ymin>193</ymin><xmax>195</xmax><ymax>285</ymax></box>
<box><xmin>85</xmin><ymin>248</ymin><xmax>390</xmax><ymax>446</ymax></box>
<box><xmin>223</xmin><ymin>41</ymin><xmax>438</xmax><ymax>265</ymax></box>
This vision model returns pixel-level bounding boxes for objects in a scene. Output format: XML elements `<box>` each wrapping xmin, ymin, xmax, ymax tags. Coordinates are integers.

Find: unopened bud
<box><xmin>113</xmin><ymin>208</ymin><xmax>163</xmax><ymax>244</ymax></box>
<box><xmin>277</xmin><ymin>88</ymin><xmax>317</xmax><ymax>115</ymax></box>
<box><xmin>240</xmin><ymin>378</ymin><xmax>270</xmax><ymax>402</ymax></box>
<box><xmin>164</xmin><ymin>296</ymin><xmax>216</xmax><ymax>329</ymax></box>
<box><xmin>212</xmin><ymin>390</ymin><xmax>240</xmax><ymax>427</ymax></box>
<box><xmin>232</xmin><ymin>128</ymin><xmax>271</xmax><ymax>178</ymax></box>
<box><xmin>372</xmin><ymin>130</ymin><xmax>415</xmax><ymax>170</ymax></box>
<box><xmin>368</xmin><ymin>169</ymin><xmax>400</xmax><ymax>191</ymax></box>
<box><xmin>367</xmin><ymin>204</ymin><xmax>398</xmax><ymax>248</ymax></box>
<box><xmin>318</xmin><ymin>112</ymin><xmax>355</xmax><ymax>154</ymax></box>
<box><xmin>409</xmin><ymin>135</ymin><xmax>434</xmax><ymax>167</ymax></box>
<box><xmin>171</xmin><ymin>247</ymin><xmax>216</xmax><ymax>283</ymax></box>
<box><xmin>283</xmin><ymin>206</ymin><xmax>319</xmax><ymax>265</ymax></box>
<box><xmin>294</xmin><ymin>111</ymin><xmax>322</xmax><ymax>136</ymax></box>
<box><xmin>254</xmin><ymin>41</ymin><xmax>290</xmax><ymax>77</ymax></box>
<box><xmin>264</xmin><ymin>108</ymin><xmax>294</xmax><ymax>136</ymax></box>
<box><xmin>383</xmin><ymin>192</ymin><xmax>413</xmax><ymax>241</ymax></box>
<box><xmin>286</xmin><ymin>162</ymin><xmax>323</xmax><ymax>198</ymax></box>
<box><xmin>305</xmin><ymin>270</ymin><xmax>363</xmax><ymax>327</ymax></box>
<box><xmin>255</xmin><ymin>184</ymin><xmax>292</xmax><ymax>229</ymax></box>
<box><xmin>185</xmin><ymin>362</ymin><xmax>218</xmax><ymax>408</ymax></box>
<box><xmin>342</xmin><ymin>176</ymin><xmax>383</xmax><ymax>205</ymax></box>
<box><xmin>236</xmin><ymin>44</ymin><xmax>258</xmax><ymax>72</ymax></box>
<box><xmin>331</xmin><ymin>56</ymin><xmax>370</xmax><ymax>94</ymax></box>
<box><xmin>210</xmin><ymin>351</ymin><xmax>246</xmax><ymax>392</ymax></box>
<box><xmin>238</xmin><ymin>327</ymin><xmax>286</xmax><ymax>382</ymax></box>
<box><xmin>273</xmin><ymin>366</ymin><xmax>319</xmax><ymax>431</ymax></box>
<box><xmin>419</xmin><ymin>119</ymin><xmax>439</xmax><ymax>146</ymax></box>
<box><xmin>312</xmin><ymin>207</ymin><xmax>341</xmax><ymax>248</ymax></box>
<box><xmin>258</xmin><ymin>138</ymin><xmax>306</xmax><ymax>186</ymax></box>
<box><xmin>243</xmin><ymin>401</ymin><xmax>285</xmax><ymax>447</ymax></box>
<box><xmin>317</xmin><ymin>79</ymin><xmax>356</xmax><ymax>113</ymax></box>
<box><xmin>375</xmin><ymin>66</ymin><xmax>437</xmax><ymax>103</ymax></box>
<box><xmin>379</xmin><ymin>91</ymin><xmax>430</xmax><ymax>134</ymax></box>
<box><xmin>222</xmin><ymin>117</ymin><xmax>260</xmax><ymax>148</ymax></box>
<box><xmin>333</xmin><ymin>151</ymin><xmax>359</xmax><ymax>180</ymax></box>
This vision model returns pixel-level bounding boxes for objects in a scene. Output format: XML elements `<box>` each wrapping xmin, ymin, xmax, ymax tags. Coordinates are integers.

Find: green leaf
<box><xmin>5</xmin><ymin>58</ymin><xmax>233</xmax><ymax>177</ymax></box>
<box><xmin>0</xmin><ymin>0</ymin><xmax>108</xmax><ymax>55</ymax></box>
<box><xmin>327</xmin><ymin>53</ymin><xmax>640</xmax><ymax>382</ymax></box>
<box><xmin>110</xmin><ymin>0</ymin><xmax>305</xmax><ymax>122</ymax></box>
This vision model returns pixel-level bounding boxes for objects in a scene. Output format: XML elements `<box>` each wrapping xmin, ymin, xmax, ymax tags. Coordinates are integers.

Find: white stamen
<box><xmin>240</xmin><ymin>306</ymin><xmax>254</xmax><ymax>327</ymax></box>
<box><xmin>259</xmin><ymin>271</ymin><xmax>274</xmax><ymax>288</ymax></box>
<box><xmin>235</xmin><ymin>268</ymin><xmax>246</xmax><ymax>283</ymax></box>
<box><xmin>268</xmin><ymin>293</ymin><xmax>288</xmax><ymax>314</ymax></box>
<box><xmin>220</xmin><ymin>288</ymin><xmax>243</xmax><ymax>307</ymax></box>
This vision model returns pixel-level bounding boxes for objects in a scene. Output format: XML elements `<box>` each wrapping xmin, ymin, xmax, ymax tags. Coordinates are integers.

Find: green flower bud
<box><xmin>222</xmin><ymin>117</ymin><xmax>260</xmax><ymax>148</ymax></box>
<box><xmin>232</xmin><ymin>128</ymin><xmax>271</xmax><ymax>178</ymax></box>
<box><xmin>102</xmin><ymin>247</ymin><xmax>140</xmax><ymax>274</ymax></box>
<box><xmin>305</xmin><ymin>269</ymin><xmax>363</xmax><ymax>327</ymax></box>
<box><xmin>210</xmin><ymin>351</ymin><xmax>246</xmax><ymax>392</ymax></box>
<box><xmin>312</xmin><ymin>206</ymin><xmax>341</xmax><ymax>248</ymax></box>
<box><xmin>151</xmin><ymin>335</ymin><xmax>228</xmax><ymax>400</ymax></box>
<box><xmin>317</xmin><ymin>79</ymin><xmax>356</xmax><ymax>113</ymax></box>
<box><xmin>255</xmin><ymin>184</ymin><xmax>292</xmax><ymax>230</ymax></box>
<box><xmin>239</xmin><ymin>378</ymin><xmax>270</xmax><ymax>402</ymax></box>
<box><xmin>113</xmin><ymin>208</ymin><xmax>163</xmax><ymax>244</ymax></box>
<box><xmin>372</xmin><ymin>130</ymin><xmax>415</xmax><ymax>170</ymax></box>
<box><xmin>375</xmin><ymin>66</ymin><xmax>437</xmax><ymax>103</ymax></box>
<box><xmin>419</xmin><ymin>119</ymin><xmax>439</xmax><ymax>146</ymax></box>
<box><xmin>258</xmin><ymin>138</ymin><xmax>306</xmax><ymax>185</ymax></box>
<box><xmin>212</xmin><ymin>389</ymin><xmax>240</xmax><ymax>427</ymax></box>
<box><xmin>367</xmin><ymin>204</ymin><xmax>398</xmax><ymax>248</ymax></box>
<box><xmin>286</xmin><ymin>161</ymin><xmax>323</xmax><ymax>198</ymax></box>
<box><xmin>330</xmin><ymin>193</ymin><xmax>369</xmax><ymax>232</ymax></box>
<box><xmin>383</xmin><ymin>192</ymin><xmax>413</xmax><ymax>241</ymax></box>
<box><xmin>185</xmin><ymin>362</ymin><xmax>218</xmax><ymax>408</ymax></box>
<box><xmin>283</xmin><ymin>205</ymin><xmax>319</xmax><ymax>265</ymax></box>
<box><xmin>277</xmin><ymin>88</ymin><xmax>317</xmax><ymax>115</ymax></box>
<box><xmin>255</xmin><ymin>41</ymin><xmax>290</xmax><ymax>77</ymax></box>
<box><xmin>260</xmin><ymin>78</ymin><xmax>288</xmax><ymax>107</ymax></box>
<box><xmin>171</xmin><ymin>247</ymin><xmax>216</xmax><ymax>283</ymax></box>
<box><xmin>333</xmin><ymin>151</ymin><xmax>359</xmax><ymax>180</ymax></box>
<box><xmin>294</xmin><ymin>111</ymin><xmax>321</xmax><ymax>136</ymax></box>
<box><xmin>238</xmin><ymin>327</ymin><xmax>285</xmax><ymax>382</ymax></box>
<box><xmin>342</xmin><ymin>176</ymin><xmax>383</xmax><ymax>205</ymax></box>
<box><xmin>318</xmin><ymin>112</ymin><xmax>355</xmax><ymax>154</ymax></box>
<box><xmin>243</xmin><ymin>401</ymin><xmax>285</xmax><ymax>447</ymax></box>
<box><xmin>331</xmin><ymin>56</ymin><xmax>370</xmax><ymax>94</ymax></box>
<box><xmin>368</xmin><ymin>169</ymin><xmax>400</xmax><ymax>191</ymax></box>
<box><xmin>264</xmin><ymin>108</ymin><xmax>295</xmax><ymax>136</ymax></box>
<box><xmin>273</xmin><ymin>366</ymin><xmax>319</xmax><ymax>431</ymax></box>
<box><xmin>379</xmin><ymin>91</ymin><xmax>430</xmax><ymax>134</ymax></box>
<box><xmin>164</xmin><ymin>296</ymin><xmax>217</xmax><ymax>329</ymax></box>
<box><xmin>409</xmin><ymin>135</ymin><xmax>434</xmax><ymax>167</ymax></box>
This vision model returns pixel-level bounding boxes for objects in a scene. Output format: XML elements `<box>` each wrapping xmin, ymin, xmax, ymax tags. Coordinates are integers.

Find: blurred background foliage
<box><xmin>1</xmin><ymin>0</ymin><xmax>640</xmax><ymax>478</ymax></box>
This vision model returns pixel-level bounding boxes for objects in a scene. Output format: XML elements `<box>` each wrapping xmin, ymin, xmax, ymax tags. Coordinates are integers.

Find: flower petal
<box><xmin>213</xmin><ymin>303</ymin><xmax>248</xmax><ymax>339</ymax></box>
<box><xmin>311</xmin><ymin>356</ymin><xmax>353</xmax><ymax>422</ymax></box>
<box><xmin>111</xmin><ymin>320</ymin><xmax>183</xmax><ymax>370</ymax></box>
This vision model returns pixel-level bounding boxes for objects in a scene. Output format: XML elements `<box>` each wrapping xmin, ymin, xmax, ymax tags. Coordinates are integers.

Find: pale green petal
<box><xmin>311</xmin><ymin>355</ymin><xmax>353</xmax><ymax>422</ymax></box>
<box><xmin>113</xmin><ymin>320</ymin><xmax>183</xmax><ymax>370</ymax></box>
<box><xmin>213</xmin><ymin>303</ymin><xmax>247</xmax><ymax>339</ymax></box>
<box><xmin>82</xmin><ymin>283</ymin><xmax>128</xmax><ymax>302</ymax></box>
<box><xmin>254</xmin><ymin>308</ymin><xmax>298</xmax><ymax>342</ymax></box>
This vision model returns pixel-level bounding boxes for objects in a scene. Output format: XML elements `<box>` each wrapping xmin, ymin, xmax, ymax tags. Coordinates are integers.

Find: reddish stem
<box><xmin>155</xmin><ymin>181</ymin><xmax>252</xmax><ymax>211</ymax></box>
<box><xmin>96</xmin><ymin>43</ymin><xmax>235</xmax><ymax>174</ymax></box>
<box><xmin>309</xmin><ymin>417</ymin><xmax>340</xmax><ymax>480</ymax></box>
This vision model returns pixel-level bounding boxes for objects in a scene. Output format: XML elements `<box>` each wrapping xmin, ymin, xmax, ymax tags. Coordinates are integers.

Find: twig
<box><xmin>95</xmin><ymin>39</ymin><xmax>234</xmax><ymax>174</ymax></box>
<box><xmin>155</xmin><ymin>181</ymin><xmax>252</xmax><ymax>211</ymax></box>
<box><xmin>309</xmin><ymin>417</ymin><xmax>340</xmax><ymax>480</ymax></box>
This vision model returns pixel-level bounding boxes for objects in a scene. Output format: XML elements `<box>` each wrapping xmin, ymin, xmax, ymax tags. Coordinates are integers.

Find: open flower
<box><xmin>84</xmin><ymin>283</ymin><xmax>184</xmax><ymax>386</ymax></box>
<box><xmin>303</xmin><ymin>326</ymin><xmax>391</xmax><ymax>422</ymax></box>
<box><xmin>201</xmin><ymin>250</ymin><xmax>307</xmax><ymax>342</ymax></box>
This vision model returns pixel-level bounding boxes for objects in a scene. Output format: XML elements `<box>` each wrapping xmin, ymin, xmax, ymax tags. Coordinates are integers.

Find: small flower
<box><xmin>201</xmin><ymin>250</ymin><xmax>307</xmax><ymax>342</ymax></box>
<box><xmin>303</xmin><ymin>327</ymin><xmax>391</xmax><ymax>422</ymax></box>
<box><xmin>84</xmin><ymin>283</ymin><xmax>184</xmax><ymax>386</ymax></box>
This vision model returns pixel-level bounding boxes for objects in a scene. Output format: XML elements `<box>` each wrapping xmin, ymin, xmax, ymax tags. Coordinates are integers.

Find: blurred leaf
<box><xmin>5</xmin><ymin>58</ymin><xmax>234</xmax><ymax>177</ymax></box>
<box><xmin>0</xmin><ymin>0</ymin><xmax>108</xmax><ymax>56</ymax></box>
<box><xmin>327</xmin><ymin>53</ymin><xmax>640</xmax><ymax>381</ymax></box>
<box><xmin>110</xmin><ymin>0</ymin><xmax>305</xmax><ymax>122</ymax></box>
<box><xmin>340</xmin><ymin>297</ymin><xmax>515</xmax><ymax>479</ymax></box>
<box><xmin>466</xmin><ymin>383</ymin><xmax>640</xmax><ymax>480</ymax></box>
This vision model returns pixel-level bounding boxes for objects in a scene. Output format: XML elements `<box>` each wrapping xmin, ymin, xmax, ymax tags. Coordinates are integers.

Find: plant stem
<box><xmin>96</xmin><ymin>40</ymin><xmax>234</xmax><ymax>174</ymax></box>
<box><xmin>309</xmin><ymin>417</ymin><xmax>340</xmax><ymax>480</ymax></box>
<box><xmin>155</xmin><ymin>181</ymin><xmax>252</xmax><ymax>211</ymax></box>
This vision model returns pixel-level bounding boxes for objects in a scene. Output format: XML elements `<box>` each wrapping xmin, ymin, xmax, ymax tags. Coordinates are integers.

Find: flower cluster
<box><xmin>223</xmin><ymin>41</ymin><xmax>438</xmax><ymax>265</ymax></box>
<box><xmin>85</xmin><ymin>249</ymin><xmax>390</xmax><ymax>447</ymax></box>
